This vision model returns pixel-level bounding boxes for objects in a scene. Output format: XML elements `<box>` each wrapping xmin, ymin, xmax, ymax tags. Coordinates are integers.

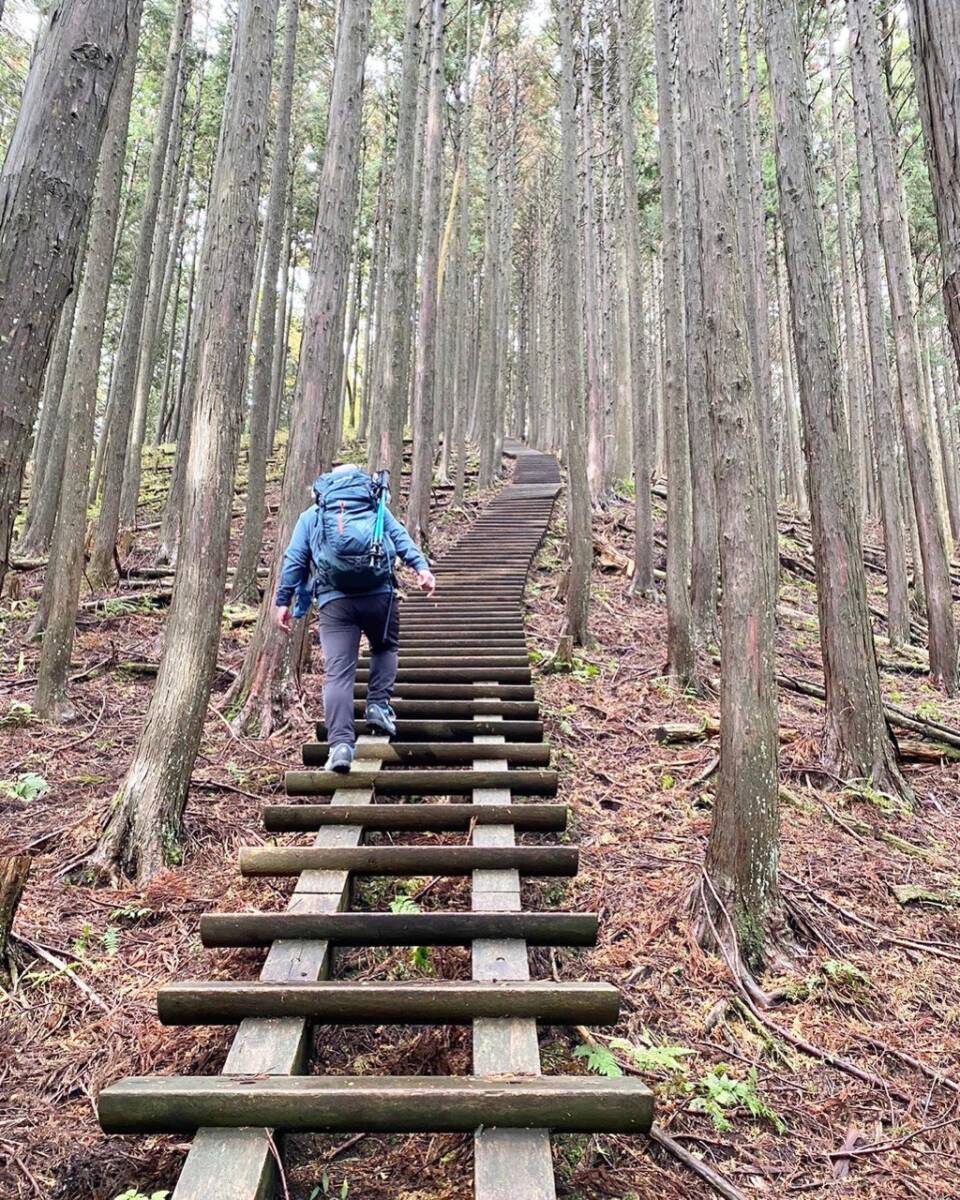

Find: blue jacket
<box><xmin>275</xmin><ymin>503</ymin><xmax>429</xmax><ymax>617</ymax></box>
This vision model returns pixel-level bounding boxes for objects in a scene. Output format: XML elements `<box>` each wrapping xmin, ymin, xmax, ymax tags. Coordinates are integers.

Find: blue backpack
<box><xmin>308</xmin><ymin>468</ymin><xmax>395</xmax><ymax>595</ymax></box>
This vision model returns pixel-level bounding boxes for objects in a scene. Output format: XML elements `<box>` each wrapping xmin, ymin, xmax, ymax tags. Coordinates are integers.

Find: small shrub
<box><xmin>0</xmin><ymin>772</ymin><xmax>49</xmax><ymax>802</ymax></box>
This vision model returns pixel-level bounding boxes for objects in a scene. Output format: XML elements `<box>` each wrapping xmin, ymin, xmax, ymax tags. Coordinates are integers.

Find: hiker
<box><xmin>274</xmin><ymin>464</ymin><xmax>436</xmax><ymax>773</ymax></box>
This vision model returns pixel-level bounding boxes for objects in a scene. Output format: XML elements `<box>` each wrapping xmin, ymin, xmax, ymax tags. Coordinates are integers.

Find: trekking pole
<box><xmin>369</xmin><ymin>469</ymin><xmax>390</xmax><ymax>567</ymax></box>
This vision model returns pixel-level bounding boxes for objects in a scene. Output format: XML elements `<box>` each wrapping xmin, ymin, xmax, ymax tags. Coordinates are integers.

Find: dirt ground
<box><xmin>2</xmin><ymin>452</ymin><xmax>960</xmax><ymax>1200</ymax></box>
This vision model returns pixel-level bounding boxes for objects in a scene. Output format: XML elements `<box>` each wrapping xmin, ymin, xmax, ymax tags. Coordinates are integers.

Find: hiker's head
<box><xmin>332</xmin><ymin>463</ymin><xmax>359</xmax><ymax>474</ymax></box>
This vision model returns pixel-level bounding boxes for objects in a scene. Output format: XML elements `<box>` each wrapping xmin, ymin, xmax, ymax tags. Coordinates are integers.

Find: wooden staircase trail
<box><xmin>98</xmin><ymin>446</ymin><xmax>653</xmax><ymax>1199</ymax></box>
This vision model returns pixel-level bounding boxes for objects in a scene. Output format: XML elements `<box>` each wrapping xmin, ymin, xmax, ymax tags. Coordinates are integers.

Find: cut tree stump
<box><xmin>0</xmin><ymin>855</ymin><xmax>29</xmax><ymax>983</ymax></box>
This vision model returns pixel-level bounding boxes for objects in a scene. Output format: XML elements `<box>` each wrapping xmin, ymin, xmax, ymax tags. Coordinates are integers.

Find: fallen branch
<box><xmin>15</xmin><ymin>935</ymin><xmax>110</xmax><ymax>1011</ymax></box>
<box><xmin>775</xmin><ymin>671</ymin><xmax>960</xmax><ymax>751</ymax></box>
<box><xmin>649</xmin><ymin>1126</ymin><xmax>749</xmax><ymax>1200</ymax></box>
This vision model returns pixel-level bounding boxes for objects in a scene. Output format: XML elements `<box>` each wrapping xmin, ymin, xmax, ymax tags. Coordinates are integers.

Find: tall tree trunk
<box><xmin>88</xmin><ymin>0</ymin><xmax>191</xmax><ymax>584</ymax></box>
<box><xmin>118</xmin><ymin>25</ymin><xmax>191</xmax><ymax>530</ymax></box>
<box><xmin>848</xmin><ymin>0</ymin><xmax>958</xmax><ymax>694</ymax></box>
<box><xmin>557</xmin><ymin>0</ymin><xmax>592</xmax><ymax>646</ymax></box>
<box><xmin>452</xmin><ymin>14</ymin><xmax>474</xmax><ymax>506</ymax></box>
<box><xmin>232</xmin><ymin>0</ymin><xmax>299</xmax><ymax>605</ymax></box>
<box><xmin>774</xmin><ymin>233</ymin><xmax>806</xmax><ymax>514</ymax></box>
<box><xmin>764</xmin><ymin>0</ymin><xmax>907</xmax><ymax>796</ymax></box>
<box><xmin>580</xmin><ymin>8</ymin><xmax>605</xmax><ymax>503</ymax></box>
<box><xmin>682</xmin><ymin>0</ymin><xmax>784</xmax><ymax>972</ymax></box>
<box><xmin>616</xmin><ymin>0</ymin><xmax>653</xmax><ymax>597</ymax></box>
<box><xmin>15</xmin><ymin>254</ymin><xmax>83</xmax><ymax>558</ymax></box>
<box><xmin>152</xmin><ymin>77</ymin><xmax>202</xmax><ymax>448</ymax></box>
<box><xmin>0</xmin><ymin>0</ymin><xmax>138</xmax><ymax>592</ymax></box>
<box><xmin>848</xmin><ymin>32</ymin><xmax>910</xmax><ymax>647</ymax></box>
<box><xmin>907</xmin><ymin>1</ymin><xmax>960</xmax><ymax>379</ymax></box>
<box><xmin>268</xmin><ymin>183</ymin><xmax>295</xmax><ymax>451</ymax></box>
<box><xmin>678</xmin><ymin>8</ymin><xmax>718</xmax><ymax>641</ymax></box>
<box><xmin>91</xmin><ymin>0</ymin><xmax>279</xmax><ymax>879</ymax></box>
<box><xmin>155</xmin><ymin>186</ymin><xmax>209</xmax><ymax>567</ymax></box>
<box><xmin>407</xmin><ymin>0</ymin><xmax>446</xmax><ymax>547</ymax></box>
<box><xmin>35</xmin><ymin>4</ymin><xmax>144</xmax><ymax>721</ymax></box>
<box><xmin>226</xmin><ymin>0</ymin><xmax>371</xmax><ymax>737</ymax></box>
<box><xmin>726</xmin><ymin>0</ymin><xmax>773</xmax><ymax>507</ymax></box>
<box><xmin>654</xmin><ymin>0</ymin><xmax>696</xmax><ymax>686</ymax></box>
<box><xmin>368</xmin><ymin>0</ymin><xmax>421</xmax><ymax>483</ymax></box>
<box><xmin>828</xmin><ymin>29</ymin><xmax>867</xmax><ymax>526</ymax></box>
<box><xmin>475</xmin><ymin>36</ymin><xmax>502</xmax><ymax>489</ymax></box>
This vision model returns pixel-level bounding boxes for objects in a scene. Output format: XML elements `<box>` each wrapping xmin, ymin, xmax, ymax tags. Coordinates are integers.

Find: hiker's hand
<box><xmin>275</xmin><ymin>605</ymin><xmax>293</xmax><ymax>633</ymax></box>
<box><xmin>417</xmin><ymin>569</ymin><xmax>436</xmax><ymax>597</ymax></box>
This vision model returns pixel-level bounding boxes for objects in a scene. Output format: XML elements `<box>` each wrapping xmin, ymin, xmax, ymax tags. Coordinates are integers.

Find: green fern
<box><xmin>573</xmin><ymin>1042</ymin><xmax>623</xmax><ymax>1078</ymax></box>
<box><xmin>690</xmin><ymin>1065</ymin><xmax>786</xmax><ymax>1134</ymax></box>
<box><xmin>608</xmin><ymin>1036</ymin><xmax>696</xmax><ymax>1075</ymax></box>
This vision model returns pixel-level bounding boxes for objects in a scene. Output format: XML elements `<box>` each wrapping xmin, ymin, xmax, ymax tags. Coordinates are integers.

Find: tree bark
<box><xmin>580</xmin><ymin>8</ymin><xmax>605</xmax><ymax>503</ymax></box>
<box><xmin>764</xmin><ymin>0</ymin><xmax>907</xmax><ymax>796</ymax></box>
<box><xmin>848</xmin><ymin>0</ymin><xmax>958</xmax><ymax>694</ymax></box>
<box><xmin>616</xmin><ymin>0</ymin><xmax>654</xmax><ymax>597</ymax></box>
<box><xmin>15</xmin><ymin>267</ymin><xmax>82</xmax><ymax>558</ymax></box>
<box><xmin>678</xmin><ymin>6</ymin><xmax>717</xmax><ymax>640</ymax></box>
<box><xmin>226</xmin><ymin>0</ymin><xmax>371</xmax><ymax>737</ymax></box>
<box><xmin>117</xmin><ymin>24</ymin><xmax>191</xmax><ymax>531</ymax></box>
<box><xmin>0</xmin><ymin>855</ymin><xmax>29</xmax><ymax>985</ymax></box>
<box><xmin>828</xmin><ymin>29</ymin><xmax>867</xmax><ymax>526</ymax></box>
<box><xmin>231</xmin><ymin>0</ymin><xmax>299</xmax><ymax>605</ymax></box>
<box><xmin>557</xmin><ymin>0</ymin><xmax>592</xmax><ymax>645</ymax></box>
<box><xmin>87</xmin><ymin>0</ymin><xmax>191</xmax><ymax>584</ymax></box>
<box><xmin>407</xmin><ymin>0</ymin><xmax>446</xmax><ymax>548</ymax></box>
<box><xmin>368</xmin><ymin>0</ymin><xmax>421</xmax><ymax>483</ymax></box>
<box><xmin>847</xmin><ymin>26</ymin><xmax>911</xmax><ymax>648</ymax></box>
<box><xmin>654</xmin><ymin>0</ymin><xmax>695</xmax><ymax>686</ymax></box>
<box><xmin>725</xmin><ymin>0</ymin><xmax>775</xmax><ymax>519</ymax></box>
<box><xmin>34</xmin><ymin>4</ymin><xmax>144</xmax><ymax>721</ymax></box>
<box><xmin>0</xmin><ymin>0</ymin><xmax>138</xmax><ymax>592</ymax></box>
<box><xmin>91</xmin><ymin>0</ymin><xmax>278</xmax><ymax>879</ymax></box>
<box><xmin>682</xmin><ymin>0</ymin><xmax>784</xmax><ymax>971</ymax></box>
<box><xmin>907</xmin><ymin>1</ymin><xmax>960</xmax><ymax>379</ymax></box>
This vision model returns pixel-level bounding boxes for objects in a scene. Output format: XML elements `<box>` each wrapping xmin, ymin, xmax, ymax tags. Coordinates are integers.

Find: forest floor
<box><xmin>2</xmin><ymin>447</ymin><xmax>960</xmax><ymax>1200</ymax></box>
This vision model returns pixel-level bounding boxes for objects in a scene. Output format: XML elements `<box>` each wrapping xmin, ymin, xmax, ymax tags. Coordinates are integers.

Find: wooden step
<box><xmin>238</xmin><ymin>845</ymin><xmax>578</xmax><ymax>878</ymax></box>
<box><xmin>199</xmin><ymin>910</ymin><xmax>599</xmax><ymax>948</ymax></box>
<box><xmin>395</xmin><ymin>640</ymin><xmax>527</xmax><ymax>651</ymax></box>
<box><xmin>358</xmin><ymin>656</ymin><xmax>530</xmax><ymax>669</ymax></box>
<box><xmin>400</xmin><ymin>615</ymin><xmax>526</xmax><ymax>624</ymax></box>
<box><xmin>284</xmin><ymin>768</ymin><xmax>558</xmax><ymax>796</ymax></box>
<box><xmin>357</xmin><ymin>667</ymin><xmax>532</xmax><ymax>684</ymax></box>
<box><xmin>316</xmin><ymin>718</ymin><xmax>545</xmax><ymax>741</ymax></box>
<box><xmin>351</xmin><ymin>699</ymin><xmax>539</xmax><ymax>718</ymax></box>
<box><xmin>302</xmin><ymin>741</ymin><xmax>551</xmax><ymax>766</ymax></box>
<box><xmin>354</xmin><ymin>684</ymin><xmax>536</xmax><ymax>700</ymax></box>
<box><xmin>157</xmin><ymin>980</ymin><xmax>619</xmax><ymax>1025</ymax></box>
<box><xmin>98</xmin><ymin>1074</ymin><xmax>654</xmax><ymax>1135</ymax></box>
<box><xmin>397</xmin><ymin>628</ymin><xmax>529</xmax><ymax>638</ymax></box>
<box><xmin>367</xmin><ymin>648</ymin><xmax>532</xmax><ymax>657</ymax></box>
<box><xmin>392</xmin><ymin>634</ymin><xmax>526</xmax><ymax>647</ymax></box>
<box><xmin>262</xmin><ymin>802</ymin><xmax>567</xmax><ymax>832</ymax></box>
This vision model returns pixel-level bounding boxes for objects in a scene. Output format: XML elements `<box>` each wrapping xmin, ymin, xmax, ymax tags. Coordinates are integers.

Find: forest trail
<box><xmin>96</xmin><ymin>447</ymin><xmax>654</xmax><ymax>1199</ymax></box>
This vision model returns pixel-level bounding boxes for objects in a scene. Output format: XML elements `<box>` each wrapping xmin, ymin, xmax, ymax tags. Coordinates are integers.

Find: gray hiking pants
<box><xmin>318</xmin><ymin>591</ymin><xmax>400</xmax><ymax>747</ymax></box>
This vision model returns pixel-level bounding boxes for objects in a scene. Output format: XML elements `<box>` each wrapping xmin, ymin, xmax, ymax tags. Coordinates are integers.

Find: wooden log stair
<box><xmin>97</xmin><ymin>446</ymin><xmax>654</xmax><ymax>1198</ymax></box>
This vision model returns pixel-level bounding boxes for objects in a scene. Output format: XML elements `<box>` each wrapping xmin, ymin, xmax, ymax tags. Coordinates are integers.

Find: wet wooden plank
<box><xmin>172</xmin><ymin>746</ymin><xmax>384</xmax><ymax>1200</ymax></box>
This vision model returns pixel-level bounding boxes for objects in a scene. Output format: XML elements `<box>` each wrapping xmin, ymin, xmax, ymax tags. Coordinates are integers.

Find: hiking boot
<box><xmin>325</xmin><ymin>743</ymin><xmax>355</xmax><ymax>774</ymax></box>
<box><xmin>365</xmin><ymin>702</ymin><xmax>397</xmax><ymax>737</ymax></box>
